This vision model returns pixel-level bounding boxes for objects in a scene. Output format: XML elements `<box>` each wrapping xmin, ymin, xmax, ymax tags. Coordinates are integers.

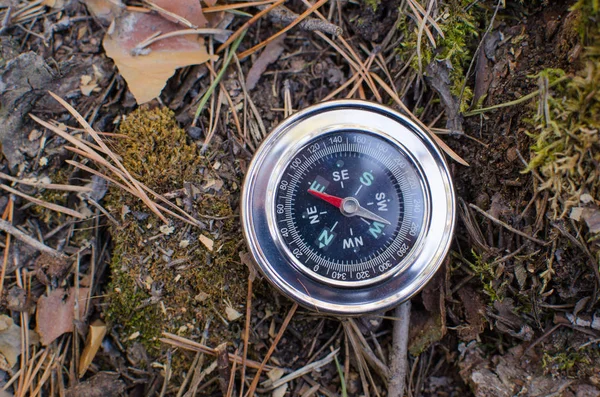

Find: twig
<box><xmin>259</xmin><ymin>3</ymin><xmax>341</xmax><ymax>36</ymax></box>
<box><xmin>261</xmin><ymin>348</ymin><xmax>339</xmax><ymax>391</ymax></box>
<box><xmin>160</xmin><ymin>332</ymin><xmax>270</xmax><ymax>370</ymax></box>
<box><xmin>216</xmin><ymin>0</ymin><xmax>285</xmax><ymax>53</ymax></box>
<box><xmin>0</xmin><ymin>218</ymin><xmax>63</xmax><ymax>257</ymax></box>
<box><xmin>0</xmin><ymin>199</ymin><xmax>13</xmax><ymax>298</ymax></box>
<box><xmin>469</xmin><ymin>203</ymin><xmax>547</xmax><ymax>246</ymax></box>
<box><xmin>245</xmin><ymin>303</ymin><xmax>298</xmax><ymax>397</ymax></box>
<box><xmin>388</xmin><ymin>301</ymin><xmax>411</xmax><ymax>397</ymax></box>
<box><xmin>239</xmin><ymin>0</ymin><xmax>329</xmax><ymax>59</ymax></box>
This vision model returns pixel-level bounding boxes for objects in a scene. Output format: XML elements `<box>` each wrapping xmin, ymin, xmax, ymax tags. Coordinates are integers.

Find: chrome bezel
<box><xmin>241</xmin><ymin>100</ymin><xmax>455</xmax><ymax>315</ymax></box>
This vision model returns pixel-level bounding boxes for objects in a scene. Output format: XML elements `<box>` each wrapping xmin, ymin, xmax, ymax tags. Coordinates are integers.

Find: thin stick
<box><xmin>0</xmin><ymin>184</ymin><xmax>85</xmax><ymax>219</ymax></box>
<box><xmin>0</xmin><ymin>220</ymin><xmax>62</xmax><ymax>257</ymax></box>
<box><xmin>0</xmin><ymin>199</ymin><xmax>13</xmax><ymax>298</ymax></box>
<box><xmin>388</xmin><ymin>301</ymin><xmax>411</xmax><ymax>397</ymax></box>
<box><xmin>245</xmin><ymin>303</ymin><xmax>298</xmax><ymax>397</ymax></box>
<box><xmin>204</xmin><ymin>0</ymin><xmax>279</xmax><ymax>13</ymax></box>
<box><xmin>238</xmin><ymin>0</ymin><xmax>329</xmax><ymax>60</ymax></box>
<box><xmin>469</xmin><ymin>203</ymin><xmax>547</xmax><ymax>245</ymax></box>
<box><xmin>239</xmin><ymin>275</ymin><xmax>253</xmax><ymax>397</ymax></box>
<box><xmin>0</xmin><ymin>171</ymin><xmax>92</xmax><ymax>193</ymax></box>
<box><xmin>216</xmin><ymin>0</ymin><xmax>285</xmax><ymax>53</ymax></box>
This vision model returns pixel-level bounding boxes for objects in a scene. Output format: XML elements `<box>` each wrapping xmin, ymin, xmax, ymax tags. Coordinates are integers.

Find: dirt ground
<box><xmin>0</xmin><ymin>0</ymin><xmax>599</xmax><ymax>396</ymax></box>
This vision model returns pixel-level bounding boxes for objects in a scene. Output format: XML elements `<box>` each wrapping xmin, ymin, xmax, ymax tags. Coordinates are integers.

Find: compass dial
<box><xmin>275</xmin><ymin>131</ymin><xmax>425</xmax><ymax>285</ymax></box>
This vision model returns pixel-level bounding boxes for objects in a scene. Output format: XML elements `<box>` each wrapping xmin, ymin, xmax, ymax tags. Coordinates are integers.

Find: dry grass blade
<box><xmin>314</xmin><ymin>32</ymin><xmax>382</xmax><ymax>102</ymax></box>
<box><xmin>369</xmin><ymin>72</ymin><xmax>470</xmax><ymax>166</ymax></box>
<box><xmin>65</xmin><ymin>160</ymin><xmax>199</xmax><ymax>227</ymax></box>
<box><xmin>245</xmin><ymin>303</ymin><xmax>298</xmax><ymax>397</ymax></box>
<box><xmin>45</xmin><ymin>91</ymin><xmax>168</xmax><ymax>224</ymax></box>
<box><xmin>204</xmin><ymin>0</ymin><xmax>279</xmax><ymax>13</ymax></box>
<box><xmin>0</xmin><ymin>184</ymin><xmax>86</xmax><ymax>219</ymax></box>
<box><xmin>216</xmin><ymin>0</ymin><xmax>285</xmax><ymax>53</ymax></box>
<box><xmin>238</xmin><ymin>0</ymin><xmax>329</xmax><ymax>60</ymax></box>
<box><xmin>469</xmin><ymin>203</ymin><xmax>547</xmax><ymax>245</ymax></box>
<box><xmin>133</xmin><ymin>28</ymin><xmax>232</xmax><ymax>52</ymax></box>
<box><xmin>161</xmin><ymin>332</ymin><xmax>270</xmax><ymax>370</ymax></box>
<box><xmin>0</xmin><ymin>171</ymin><xmax>92</xmax><ymax>193</ymax></box>
<box><xmin>30</xmin><ymin>94</ymin><xmax>203</xmax><ymax>227</ymax></box>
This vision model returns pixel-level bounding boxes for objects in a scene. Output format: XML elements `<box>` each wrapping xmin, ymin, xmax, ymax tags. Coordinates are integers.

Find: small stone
<box><xmin>128</xmin><ymin>331</ymin><xmax>140</xmax><ymax>340</ymax></box>
<box><xmin>187</xmin><ymin>126</ymin><xmax>203</xmax><ymax>140</ymax></box>
<box><xmin>179</xmin><ymin>239</ymin><xmax>190</xmax><ymax>248</ymax></box>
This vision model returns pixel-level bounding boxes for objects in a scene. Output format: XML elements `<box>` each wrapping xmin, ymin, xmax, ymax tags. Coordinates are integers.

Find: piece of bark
<box><xmin>65</xmin><ymin>372</ymin><xmax>125</xmax><ymax>397</ymax></box>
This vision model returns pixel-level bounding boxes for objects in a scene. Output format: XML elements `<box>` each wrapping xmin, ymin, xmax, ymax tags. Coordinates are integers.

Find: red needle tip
<box><xmin>308</xmin><ymin>189</ymin><xmax>343</xmax><ymax>208</ymax></box>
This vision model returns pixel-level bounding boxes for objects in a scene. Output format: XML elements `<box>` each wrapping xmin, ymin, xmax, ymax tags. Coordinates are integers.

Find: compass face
<box><xmin>274</xmin><ymin>131</ymin><xmax>425</xmax><ymax>285</ymax></box>
<box><xmin>241</xmin><ymin>100</ymin><xmax>455</xmax><ymax>314</ymax></box>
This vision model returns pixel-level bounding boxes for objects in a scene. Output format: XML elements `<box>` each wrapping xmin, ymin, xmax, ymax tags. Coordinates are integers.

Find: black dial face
<box><xmin>275</xmin><ymin>131</ymin><xmax>426</xmax><ymax>285</ymax></box>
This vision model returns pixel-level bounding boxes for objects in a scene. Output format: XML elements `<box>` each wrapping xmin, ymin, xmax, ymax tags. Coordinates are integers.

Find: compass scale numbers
<box><xmin>275</xmin><ymin>131</ymin><xmax>426</xmax><ymax>284</ymax></box>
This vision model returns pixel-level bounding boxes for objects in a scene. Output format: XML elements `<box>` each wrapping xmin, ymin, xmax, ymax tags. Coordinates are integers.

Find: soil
<box><xmin>0</xmin><ymin>0</ymin><xmax>599</xmax><ymax>396</ymax></box>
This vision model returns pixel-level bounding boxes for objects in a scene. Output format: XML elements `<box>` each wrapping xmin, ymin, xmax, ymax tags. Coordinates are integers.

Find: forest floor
<box><xmin>0</xmin><ymin>0</ymin><xmax>599</xmax><ymax>396</ymax></box>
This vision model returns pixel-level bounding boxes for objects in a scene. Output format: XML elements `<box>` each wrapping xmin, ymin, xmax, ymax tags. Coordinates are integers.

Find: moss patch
<box><xmin>104</xmin><ymin>107</ymin><xmax>248</xmax><ymax>356</ymax></box>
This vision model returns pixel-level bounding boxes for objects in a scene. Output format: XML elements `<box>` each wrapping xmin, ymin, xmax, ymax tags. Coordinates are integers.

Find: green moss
<box><xmin>396</xmin><ymin>0</ymin><xmax>479</xmax><ymax>111</ymax></box>
<box><xmin>467</xmin><ymin>250</ymin><xmax>507</xmax><ymax>303</ymax></box>
<box><xmin>542</xmin><ymin>351</ymin><xmax>592</xmax><ymax>376</ymax></box>
<box><xmin>363</xmin><ymin>0</ymin><xmax>381</xmax><ymax>11</ymax></box>
<box><xmin>104</xmin><ymin>107</ymin><xmax>249</xmax><ymax>356</ymax></box>
<box><xmin>524</xmin><ymin>62</ymin><xmax>600</xmax><ymax>218</ymax></box>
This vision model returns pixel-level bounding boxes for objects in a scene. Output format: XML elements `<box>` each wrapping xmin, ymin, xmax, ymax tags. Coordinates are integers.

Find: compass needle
<box><xmin>242</xmin><ymin>100</ymin><xmax>455</xmax><ymax>314</ymax></box>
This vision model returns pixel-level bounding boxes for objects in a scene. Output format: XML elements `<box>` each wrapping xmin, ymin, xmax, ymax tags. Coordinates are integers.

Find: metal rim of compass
<box><xmin>241</xmin><ymin>100</ymin><xmax>456</xmax><ymax>315</ymax></box>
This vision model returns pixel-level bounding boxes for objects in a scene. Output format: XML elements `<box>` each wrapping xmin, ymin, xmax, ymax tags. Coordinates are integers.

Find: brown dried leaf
<box><xmin>0</xmin><ymin>315</ymin><xmax>23</xmax><ymax>370</ymax></box>
<box><xmin>103</xmin><ymin>12</ymin><xmax>214</xmax><ymax>104</ymax></box>
<box><xmin>36</xmin><ymin>287</ymin><xmax>90</xmax><ymax>346</ymax></box>
<box><xmin>81</xmin><ymin>0</ymin><xmax>123</xmax><ymax>23</ymax></box>
<box><xmin>246</xmin><ymin>34</ymin><xmax>286</xmax><ymax>90</ymax></box>
<box><xmin>153</xmin><ymin>0</ymin><xmax>207</xmax><ymax>28</ymax></box>
<box><xmin>78</xmin><ymin>319</ymin><xmax>108</xmax><ymax>377</ymax></box>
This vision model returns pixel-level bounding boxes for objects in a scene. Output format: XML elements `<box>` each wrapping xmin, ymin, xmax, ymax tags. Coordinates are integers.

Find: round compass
<box><xmin>241</xmin><ymin>100</ymin><xmax>455</xmax><ymax>314</ymax></box>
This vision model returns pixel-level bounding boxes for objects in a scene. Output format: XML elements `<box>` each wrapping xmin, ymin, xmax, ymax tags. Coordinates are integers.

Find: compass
<box><xmin>241</xmin><ymin>100</ymin><xmax>455</xmax><ymax>314</ymax></box>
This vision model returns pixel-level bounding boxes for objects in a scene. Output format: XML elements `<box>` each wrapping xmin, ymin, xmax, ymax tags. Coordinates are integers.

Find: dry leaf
<box><xmin>81</xmin><ymin>0</ymin><xmax>123</xmax><ymax>23</ymax></box>
<box><xmin>246</xmin><ymin>35</ymin><xmax>286</xmax><ymax>90</ymax></box>
<box><xmin>199</xmin><ymin>234</ymin><xmax>214</xmax><ymax>251</ymax></box>
<box><xmin>80</xmin><ymin>75</ymin><xmax>98</xmax><ymax>96</ymax></box>
<box><xmin>225</xmin><ymin>306</ymin><xmax>242</xmax><ymax>322</ymax></box>
<box><xmin>153</xmin><ymin>0</ymin><xmax>207</xmax><ymax>28</ymax></box>
<box><xmin>103</xmin><ymin>12</ymin><xmax>214</xmax><ymax>104</ymax></box>
<box><xmin>272</xmin><ymin>383</ymin><xmax>288</xmax><ymax>397</ymax></box>
<box><xmin>0</xmin><ymin>315</ymin><xmax>23</xmax><ymax>371</ymax></box>
<box><xmin>42</xmin><ymin>0</ymin><xmax>66</xmax><ymax>8</ymax></box>
<box><xmin>36</xmin><ymin>287</ymin><xmax>90</xmax><ymax>345</ymax></box>
<box><xmin>78</xmin><ymin>319</ymin><xmax>108</xmax><ymax>377</ymax></box>
<box><xmin>267</xmin><ymin>367</ymin><xmax>285</xmax><ymax>383</ymax></box>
